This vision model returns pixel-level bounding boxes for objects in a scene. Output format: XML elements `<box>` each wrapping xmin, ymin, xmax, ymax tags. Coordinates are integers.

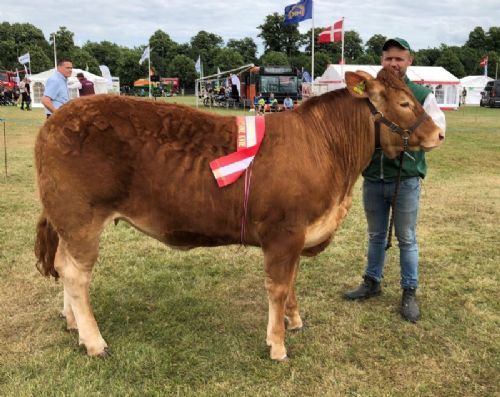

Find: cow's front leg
<box><xmin>262</xmin><ymin>230</ymin><xmax>304</xmax><ymax>361</ymax></box>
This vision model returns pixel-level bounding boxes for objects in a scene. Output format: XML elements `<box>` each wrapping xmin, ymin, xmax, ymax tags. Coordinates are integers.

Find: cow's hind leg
<box><xmin>285</xmin><ymin>261</ymin><xmax>303</xmax><ymax>331</ymax></box>
<box><xmin>262</xmin><ymin>230</ymin><xmax>304</xmax><ymax>360</ymax></box>
<box><xmin>61</xmin><ymin>286</ymin><xmax>77</xmax><ymax>332</ymax></box>
<box><xmin>54</xmin><ymin>233</ymin><xmax>107</xmax><ymax>356</ymax></box>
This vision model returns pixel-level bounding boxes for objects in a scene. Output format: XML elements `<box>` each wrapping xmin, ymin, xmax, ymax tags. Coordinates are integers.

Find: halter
<box><xmin>366</xmin><ymin>100</ymin><xmax>429</xmax><ymax>151</ymax></box>
<box><xmin>366</xmin><ymin>100</ymin><xmax>429</xmax><ymax>250</ymax></box>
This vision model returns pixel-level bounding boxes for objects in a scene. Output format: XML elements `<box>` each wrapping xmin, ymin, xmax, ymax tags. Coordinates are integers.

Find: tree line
<box><xmin>0</xmin><ymin>18</ymin><xmax>498</xmax><ymax>89</ymax></box>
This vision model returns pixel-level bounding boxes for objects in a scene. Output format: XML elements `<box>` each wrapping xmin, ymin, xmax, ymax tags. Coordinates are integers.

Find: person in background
<box><xmin>461</xmin><ymin>87</ymin><xmax>467</xmax><ymax>106</ymax></box>
<box><xmin>268</xmin><ymin>93</ymin><xmax>279</xmax><ymax>112</ymax></box>
<box><xmin>283</xmin><ymin>95</ymin><xmax>294</xmax><ymax>110</ymax></box>
<box><xmin>41</xmin><ymin>59</ymin><xmax>73</xmax><ymax>118</ymax></box>
<box><xmin>76</xmin><ymin>72</ymin><xmax>95</xmax><ymax>96</ymax></box>
<box><xmin>343</xmin><ymin>38</ymin><xmax>446</xmax><ymax>323</ymax></box>
<box><xmin>19</xmin><ymin>77</ymin><xmax>32</xmax><ymax>111</ymax></box>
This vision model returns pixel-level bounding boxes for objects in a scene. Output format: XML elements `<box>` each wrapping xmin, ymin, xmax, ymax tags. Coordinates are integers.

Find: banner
<box><xmin>99</xmin><ymin>65</ymin><xmax>113</xmax><ymax>88</ymax></box>
<box><xmin>283</xmin><ymin>0</ymin><xmax>312</xmax><ymax>25</ymax></box>
<box><xmin>210</xmin><ymin>116</ymin><xmax>265</xmax><ymax>187</ymax></box>
<box><xmin>318</xmin><ymin>19</ymin><xmax>343</xmax><ymax>43</ymax></box>
<box><xmin>195</xmin><ymin>55</ymin><xmax>201</xmax><ymax>74</ymax></box>
<box><xmin>18</xmin><ymin>52</ymin><xmax>30</xmax><ymax>65</ymax></box>
<box><xmin>139</xmin><ymin>46</ymin><xmax>149</xmax><ymax>65</ymax></box>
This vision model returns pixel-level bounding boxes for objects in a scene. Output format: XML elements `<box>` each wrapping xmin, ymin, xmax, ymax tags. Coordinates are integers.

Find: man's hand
<box><xmin>41</xmin><ymin>96</ymin><xmax>56</xmax><ymax>114</ymax></box>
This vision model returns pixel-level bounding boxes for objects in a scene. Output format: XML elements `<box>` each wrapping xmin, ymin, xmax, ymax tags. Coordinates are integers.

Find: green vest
<box><xmin>362</xmin><ymin>76</ymin><xmax>431</xmax><ymax>181</ymax></box>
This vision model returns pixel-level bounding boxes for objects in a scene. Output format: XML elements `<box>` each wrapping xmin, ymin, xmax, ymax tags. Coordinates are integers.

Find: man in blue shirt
<box><xmin>41</xmin><ymin>59</ymin><xmax>73</xmax><ymax>118</ymax></box>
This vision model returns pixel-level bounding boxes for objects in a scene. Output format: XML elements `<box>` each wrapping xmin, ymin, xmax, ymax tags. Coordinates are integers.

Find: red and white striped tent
<box><xmin>316</xmin><ymin>64</ymin><xmax>460</xmax><ymax>110</ymax></box>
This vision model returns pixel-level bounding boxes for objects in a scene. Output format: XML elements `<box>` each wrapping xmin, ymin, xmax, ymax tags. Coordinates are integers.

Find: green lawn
<box><xmin>0</xmin><ymin>101</ymin><xmax>498</xmax><ymax>396</ymax></box>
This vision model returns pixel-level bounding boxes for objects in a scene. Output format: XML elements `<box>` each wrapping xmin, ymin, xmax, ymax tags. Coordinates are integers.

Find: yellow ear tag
<box><xmin>353</xmin><ymin>82</ymin><xmax>365</xmax><ymax>95</ymax></box>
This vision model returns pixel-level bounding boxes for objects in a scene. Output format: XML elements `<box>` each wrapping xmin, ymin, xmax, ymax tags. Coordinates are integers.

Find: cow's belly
<box><xmin>114</xmin><ymin>213</ymin><xmax>240</xmax><ymax>249</ymax></box>
<box><xmin>303</xmin><ymin>195</ymin><xmax>353</xmax><ymax>249</ymax></box>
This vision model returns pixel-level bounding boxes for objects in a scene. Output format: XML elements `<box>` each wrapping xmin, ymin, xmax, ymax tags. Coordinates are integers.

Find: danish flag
<box><xmin>318</xmin><ymin>19</ymin><xmax>343</xmax><ymax>44</ymax></box>
<box><xmin>479</xmin><ymin>56</ymin><xmax>488</xmax><ymax>67</ymax></box>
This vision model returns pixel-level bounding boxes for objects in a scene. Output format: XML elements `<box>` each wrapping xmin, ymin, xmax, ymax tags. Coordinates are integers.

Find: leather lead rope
<box><xmin>385</xmin><ymin>150</ymin><xmax>405</xmax><ymax>250</ymax></box>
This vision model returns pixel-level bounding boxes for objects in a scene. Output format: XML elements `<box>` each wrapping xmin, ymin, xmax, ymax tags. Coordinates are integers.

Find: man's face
<box><xmin>58</xmin><ymin>62</ymin><xmax>73</xmax><ymax>78</ymax></box>
<box><xmin>381</xmin><ymin>47</ymin><xmax>413</xmax><ymax>78</ymax></box>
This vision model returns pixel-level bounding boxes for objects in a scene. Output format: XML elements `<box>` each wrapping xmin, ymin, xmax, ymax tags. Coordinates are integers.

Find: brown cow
<box><xmin>35</xmin><ymin>68</ymin><xmax>444</xmax><ymax>360</ymax></box>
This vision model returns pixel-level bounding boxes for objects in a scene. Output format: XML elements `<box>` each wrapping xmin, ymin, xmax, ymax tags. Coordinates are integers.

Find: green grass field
<box><xmin>0</xmin><ymin>100</ymin><xmax>499</xmax><ymax>396</ymax></box>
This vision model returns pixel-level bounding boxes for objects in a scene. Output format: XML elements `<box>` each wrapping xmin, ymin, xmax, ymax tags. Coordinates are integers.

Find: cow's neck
<box><xmin>304</xmin><ymin>90</ymin><xmax>375</xmax><ymax>179</ymax></box>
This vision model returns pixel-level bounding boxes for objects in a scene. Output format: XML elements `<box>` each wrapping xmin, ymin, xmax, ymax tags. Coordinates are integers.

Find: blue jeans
<box><xmin>362</xmin><ymin>177</ymin><xmax>421</xmax><ymax>289</ymax></box>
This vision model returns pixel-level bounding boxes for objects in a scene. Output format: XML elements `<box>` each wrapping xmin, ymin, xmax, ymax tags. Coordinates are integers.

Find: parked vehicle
<box><xmin>480</xmin><ymin>80</ymin><xmax>500</xmax><ymax>107</ymax></box>
<box><xmin>240</xmin><ymin>66</ymin><xmax>300</xmax><ymax>108</ymax></box>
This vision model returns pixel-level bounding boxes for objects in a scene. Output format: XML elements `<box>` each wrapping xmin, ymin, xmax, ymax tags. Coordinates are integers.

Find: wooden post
<box><xmin>2</xmin><ymin>119</ymin><xmax>7</xmax><ymax>182</ymax></box>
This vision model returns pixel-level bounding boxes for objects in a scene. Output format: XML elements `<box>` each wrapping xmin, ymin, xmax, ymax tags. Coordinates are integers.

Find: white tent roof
<box><xmin>318</xmin><ymin>64</ymin><xmax>460</xmax><ymax>84</ymax></box>
<box><xmin>459</xmin><ymin>75</ymin><xmax>493</xmax><ymax>105</ymax></box>
<box><xmin>29</xmin><ymin>68</ymin><xmax>109</xmax><ymax>90</ymax></box>
<box><xmin>460</xmin><ymin>75</ymin><xmax>493</xmax><ymax>87</ymax></box>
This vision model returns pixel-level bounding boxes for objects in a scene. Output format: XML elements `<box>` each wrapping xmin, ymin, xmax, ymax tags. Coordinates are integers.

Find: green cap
<box><xmin>382</xmin><ymin>37</ymin><xmax>411</xmax><ymax>51</ymax></box>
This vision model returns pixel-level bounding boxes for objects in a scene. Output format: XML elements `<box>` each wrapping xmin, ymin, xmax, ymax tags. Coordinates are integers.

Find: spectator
<box><xmin>41</xmin><ymin>59</ymin><xmax>73</xmax><ymax>118</ymax></box>
<box><xmin>267</xmin><ymin>93</ymin><xmax>278</xmax><ymax>112</ymax></box>
<box><xmin>460</xmin><ymin>87</ymin><xmax>467</xmax><ymax>106</ymax></box>
<box><xmin>19</xmin><ymin>77</ymin><xmax>32</xmax><ymax>111</ymax></box>
<box><xmin>283</xmin><ymin>95</ymin><xmax>294</xmax><ymax>110</ymax></box>
<box><xmin>76</xmin><ymin>72</ymin><xmax>95</xmax><ymax>96</ymax></box>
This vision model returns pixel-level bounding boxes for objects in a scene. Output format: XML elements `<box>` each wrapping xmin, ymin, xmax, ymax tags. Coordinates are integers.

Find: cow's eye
<box><xmin>400</xmin><ymin>101</ymin><xmax>410</xmax><ymax>108</ymax></box>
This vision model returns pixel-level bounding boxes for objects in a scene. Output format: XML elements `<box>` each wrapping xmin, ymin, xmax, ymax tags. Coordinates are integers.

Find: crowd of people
<box><xmin>254</xmin><ymin>93</ymin><xmax>294</xmax><ymax>114</ymax></box>
<box><xmin>1</xmin><ymin>59</ymin><xmax>95</xmax><ymax>115</ymax></box>
<box><xmin>0</xmin><ymin>79</ymin><xmax>30</xmax><ymax>108</ymax></box>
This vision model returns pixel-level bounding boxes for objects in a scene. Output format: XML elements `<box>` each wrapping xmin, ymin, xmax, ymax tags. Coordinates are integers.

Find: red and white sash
<box><xmin>210</xmin><ymin>116</ymin><xmax>265</xmax><ymax>187</ymax></box>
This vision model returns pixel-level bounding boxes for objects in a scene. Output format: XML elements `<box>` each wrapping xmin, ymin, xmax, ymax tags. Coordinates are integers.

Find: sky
<box><xmin>2</xmin><ymin>0</ymin><xmax>498</xmax><ymax>54</ymax></box>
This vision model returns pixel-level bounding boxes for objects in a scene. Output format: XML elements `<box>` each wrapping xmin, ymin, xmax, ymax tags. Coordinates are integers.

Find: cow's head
<box><xmin>345</xmin><ymin>67</ymin><xmax>444</xmax><ymax>159</ymax></box>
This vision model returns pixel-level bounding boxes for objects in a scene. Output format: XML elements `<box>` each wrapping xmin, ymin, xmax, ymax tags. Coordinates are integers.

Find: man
<box><xmin>19</xmin><ymin>77</ymin><xmax>31</xmax><ymax>111</ymax></box>
<box><xmin>76</xmin><ymin>72</ymin><xmax>95</xmax><ymax>96</ymax></box>
<box><xmin>41</xmin><ymin>59</ymin><xmax>73</xmax><ymax>118</ymax></box>
<box><xmin>343</xmin><ymin>38</ymin><xmax>446</xmax><ymax>322</ymax></box>
<box><xmin>283</xmin><ymin>95</ymin><xmax>294</xmax><ymax>110</ymax></box>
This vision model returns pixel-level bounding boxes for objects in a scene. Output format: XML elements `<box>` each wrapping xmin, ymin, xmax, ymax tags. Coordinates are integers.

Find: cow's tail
<box><xmin>35</xmin><ymin>213</ymin><xmax>60</xmax><ymax>279</ymax></box>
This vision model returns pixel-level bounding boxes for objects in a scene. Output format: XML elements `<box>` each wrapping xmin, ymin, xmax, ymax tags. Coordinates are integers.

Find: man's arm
<box><xmin>423</xmin><ymin>93</ymin><xmax>446</xmax><ymax>135</ymax></box>
<box><xmin>41</xmin><ymin>95</ymin><xmax>57</xmax><ymax>114</ymax></box>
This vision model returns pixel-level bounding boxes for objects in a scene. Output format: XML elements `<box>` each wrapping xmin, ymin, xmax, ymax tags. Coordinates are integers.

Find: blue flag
<box><xmin>284</xmin><ymin>0</ymin><xmax>312</xmax><ymax>25</ymax></box>
<box><xmin>302</xmin><ymin>70</ymin><xmax>312</xmax><ymax>83</ymax></box>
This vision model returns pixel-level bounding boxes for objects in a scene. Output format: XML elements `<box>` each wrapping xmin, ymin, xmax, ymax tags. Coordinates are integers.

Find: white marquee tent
<box><xmin>29</xmin><ymin>68</ymin><xmax>111</xmax><ymax>108</ymax></box>
<box><xmin>315</xmin><ymin>64</ymin><xmax>461</xmax><ymax>110</ymax></box>
<box><xmin>459</xmin><ymin>75</ymin><xmax>493</xmax><ymax>105</ymax></box>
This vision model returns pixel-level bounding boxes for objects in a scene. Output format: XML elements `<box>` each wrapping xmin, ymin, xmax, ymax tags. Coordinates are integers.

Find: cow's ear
<box><xmin>345</xmin><ymin>71</ymin><xmax>373</xmax><ymax>98</ymax></box>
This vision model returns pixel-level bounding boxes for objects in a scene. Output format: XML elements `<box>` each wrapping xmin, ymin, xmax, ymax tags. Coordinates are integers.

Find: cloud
<box><xmin>2</xmin><ymin>0</ymin><xmax>497</xmax><ymax>53</ymax></box>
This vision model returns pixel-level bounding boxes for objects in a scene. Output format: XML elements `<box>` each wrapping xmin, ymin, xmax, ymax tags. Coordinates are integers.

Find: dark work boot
<box><xmin>343</xmin><ymin>276</ymin><xmax>381</xmax><ymax>300</ymax></box>
<box><xmin>401</xmin><ymin>288</ymin><xmax>420</xmax><ymax>323</ymax></box>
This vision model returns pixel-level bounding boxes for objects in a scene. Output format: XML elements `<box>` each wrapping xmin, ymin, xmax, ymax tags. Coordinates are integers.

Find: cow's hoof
<box><xmin>270</xmin><ymin>345</ymin><xmax>288</xmax><ymax>361</ymax></box>
<box><xmin>285</xmin><ymin>316</ymin><xmax>303</xmax><ymax>331</ymax></box>
<box><xmin>95</xmin><ymin>348</ymin><xmax>111</xmax><ymax>359</ymax></box>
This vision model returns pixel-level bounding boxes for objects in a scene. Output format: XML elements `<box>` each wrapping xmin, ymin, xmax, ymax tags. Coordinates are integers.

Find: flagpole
<box><xmin>52</xmin><ymin>33</ymin><xmax>57</xmax><ymax>69</ymax></box>
<box><xmin>311</xmin><ymin>1</ymin><xmax>315</xmax><ymax>83</ymax></box>
<box><xmin>148</xmin><ymin>46</ymin><xmax>151</xmax><ymax>98</ymax></box>
<box><xmin>341</xmin><ymin>17</ymin><xmax>345</xmax><ymax>81</ymax></box>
